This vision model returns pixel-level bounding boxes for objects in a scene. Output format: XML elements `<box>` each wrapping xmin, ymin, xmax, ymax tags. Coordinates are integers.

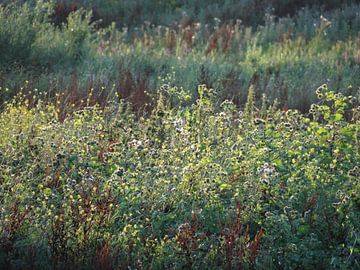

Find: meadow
<box><xmin>0</xmin><ymin>1</ymin><xmax>360</xmax><ymax>269</ymax></box>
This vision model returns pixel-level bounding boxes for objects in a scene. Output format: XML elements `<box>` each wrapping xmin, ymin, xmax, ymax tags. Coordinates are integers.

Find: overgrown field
<box><xmin>0</xmin><ymin>85</ymin><xmax>360</xmax><ymax>269</ymax></box>
<box><xmin>0</xmin><ymin>1</ymin><xmax>359</xmax><ymax>111</ymax></box>
<box><xmin>1</xmin><ymin>0</ymin><xmax>360</xmax><ymax>269</ymax></box>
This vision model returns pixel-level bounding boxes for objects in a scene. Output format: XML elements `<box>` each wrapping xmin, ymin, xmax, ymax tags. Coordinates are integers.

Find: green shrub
<box><xmin>0</xmin><ymin>1</ymin><xmax>95</xmax><ymax>71</ymax></box>
<box><xmin>0</xmin><ymin>1</ymin><xmax>51</xmax><ymax>67</ymax></box>
<box><xmin>31</xmin><ymin>9</ymin><xmax>95</xmax><ymax>68</ymax></box>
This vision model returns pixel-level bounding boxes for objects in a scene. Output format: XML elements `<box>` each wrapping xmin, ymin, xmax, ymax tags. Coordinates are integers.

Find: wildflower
<box><xmin>178</xmin><ymin>223</ymin><xmax>190</xmax><ymax>233</ymax></box>
<box><xmin>172</xmin><ymin>118</ymin><xmax>185</xmax><ymax>127</ymax></box>
<box><xmin>332</xmin><ymin>202</ymin><xmax>341</xmax><ymax>208</ymax></box>
<box><xmin>264</xmin><ymin>167</ymin><xmax>274</xmax><ymax>176</ymax></box>
<box><xmin>261</xmin><ymin>178</ymin><xmax>270</xmax><ymax>185</ymax></box>
<box><xmin>288</xmin><ymin>243</ymin><xmax>298</xmax><ymax>252</ymax></box>
<box><xmin>128</xmin><ymin>139</ymin><xmax>143</xmax><ymax>149</ymax></box>
<box><xmin>176</xmin><ymin>127</ymin><xmax>184</xmax><ymax>133</ymax></box>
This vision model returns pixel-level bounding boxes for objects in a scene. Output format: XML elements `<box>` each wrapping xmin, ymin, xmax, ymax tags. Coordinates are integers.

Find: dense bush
<box><xmin>0</xmin><ymin>84</ymin><xmax>359</xmax><ymax>269</ymax></box>
<box><xmin>0</xmin><ymin>1</ymin><xmax>94</xmax><ymax>69</ymax></box>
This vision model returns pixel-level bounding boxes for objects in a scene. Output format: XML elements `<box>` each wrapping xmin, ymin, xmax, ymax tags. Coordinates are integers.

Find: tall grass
<box><xmin>0</xmin><ymin>0</ymin><xmax>359</xmax><ymax>111</ymax></box>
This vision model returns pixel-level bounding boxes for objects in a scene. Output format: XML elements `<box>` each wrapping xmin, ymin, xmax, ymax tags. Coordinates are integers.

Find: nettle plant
<box><xmin>0</xmin><ymin>84</ymin><xmax>359</xmax><ymax>269</ymax></box>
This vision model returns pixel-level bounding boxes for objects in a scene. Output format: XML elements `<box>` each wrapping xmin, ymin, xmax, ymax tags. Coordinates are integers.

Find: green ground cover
<box><xmin>0</xmin><ymin>1</ymin><xmax>360</xmax><ymax>269</ymax></box>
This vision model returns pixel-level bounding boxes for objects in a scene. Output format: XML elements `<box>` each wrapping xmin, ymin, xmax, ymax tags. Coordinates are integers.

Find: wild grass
<box><xmin>0</xmin><ymin>1</ymin><xmax>360</xmax><ymax>268</ymax></box>
<box><xmin>0</xmin><ymin>1</ymin><xmax>359</xmax><ymax>111</ymax></box>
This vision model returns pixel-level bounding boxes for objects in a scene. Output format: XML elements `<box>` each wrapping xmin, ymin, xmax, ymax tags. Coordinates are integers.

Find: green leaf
<box><xmin>334</xmin><ymin>113</ymin><xmax>342</xmax><ymax>121</ymax></box>
<box><xmin>316</xmin><ymin>127</ymin><xmax>328</xmax><ymax>135</ymax></box>
<box><xmin>220</xmin><ymin>183</ymin><xmax>231</xmax><ymax>190</ymax></box>
<box><xmin>298</xmin><ymin>224</ymin><xmax>310</xmax><ymax>235</ymax></box>
<box><xmin>43</xmin><ymin>188</ymin><xmax>52</xmax><ymax>196</ymax></box>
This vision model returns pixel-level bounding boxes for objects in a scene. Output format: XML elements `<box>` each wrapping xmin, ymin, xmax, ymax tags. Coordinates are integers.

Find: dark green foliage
<box><xmin>0</xmin><ymin>1</ymin><xmax>94</xmax><ymax>69</ymax></box>
<box><xmin>47</xmin><ymin>0</ymin><xmax>360</xmax><ymax>28</ymax></box>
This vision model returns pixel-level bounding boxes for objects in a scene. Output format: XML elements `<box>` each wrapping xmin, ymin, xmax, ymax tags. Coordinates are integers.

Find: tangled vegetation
<box><xmin>0</xmin><ymin>1</ymin><xmax>359</xmax><ymax>111</ymax></box>
<box><xmin>0</xmin><ymin>84</ymin><xmax>359</xmax><ymax>269</ymax></box>
<box><xmin>1</xmin><ymin>0</ymin><xmax>360</xmax><ymax>269</ymax></box>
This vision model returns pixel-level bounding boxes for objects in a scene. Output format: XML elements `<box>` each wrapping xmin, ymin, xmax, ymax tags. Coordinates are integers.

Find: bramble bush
<box><xmin>0</xmin><ymin>84</ymin><xmax>359</xmax><ymax>269</ymax></box>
